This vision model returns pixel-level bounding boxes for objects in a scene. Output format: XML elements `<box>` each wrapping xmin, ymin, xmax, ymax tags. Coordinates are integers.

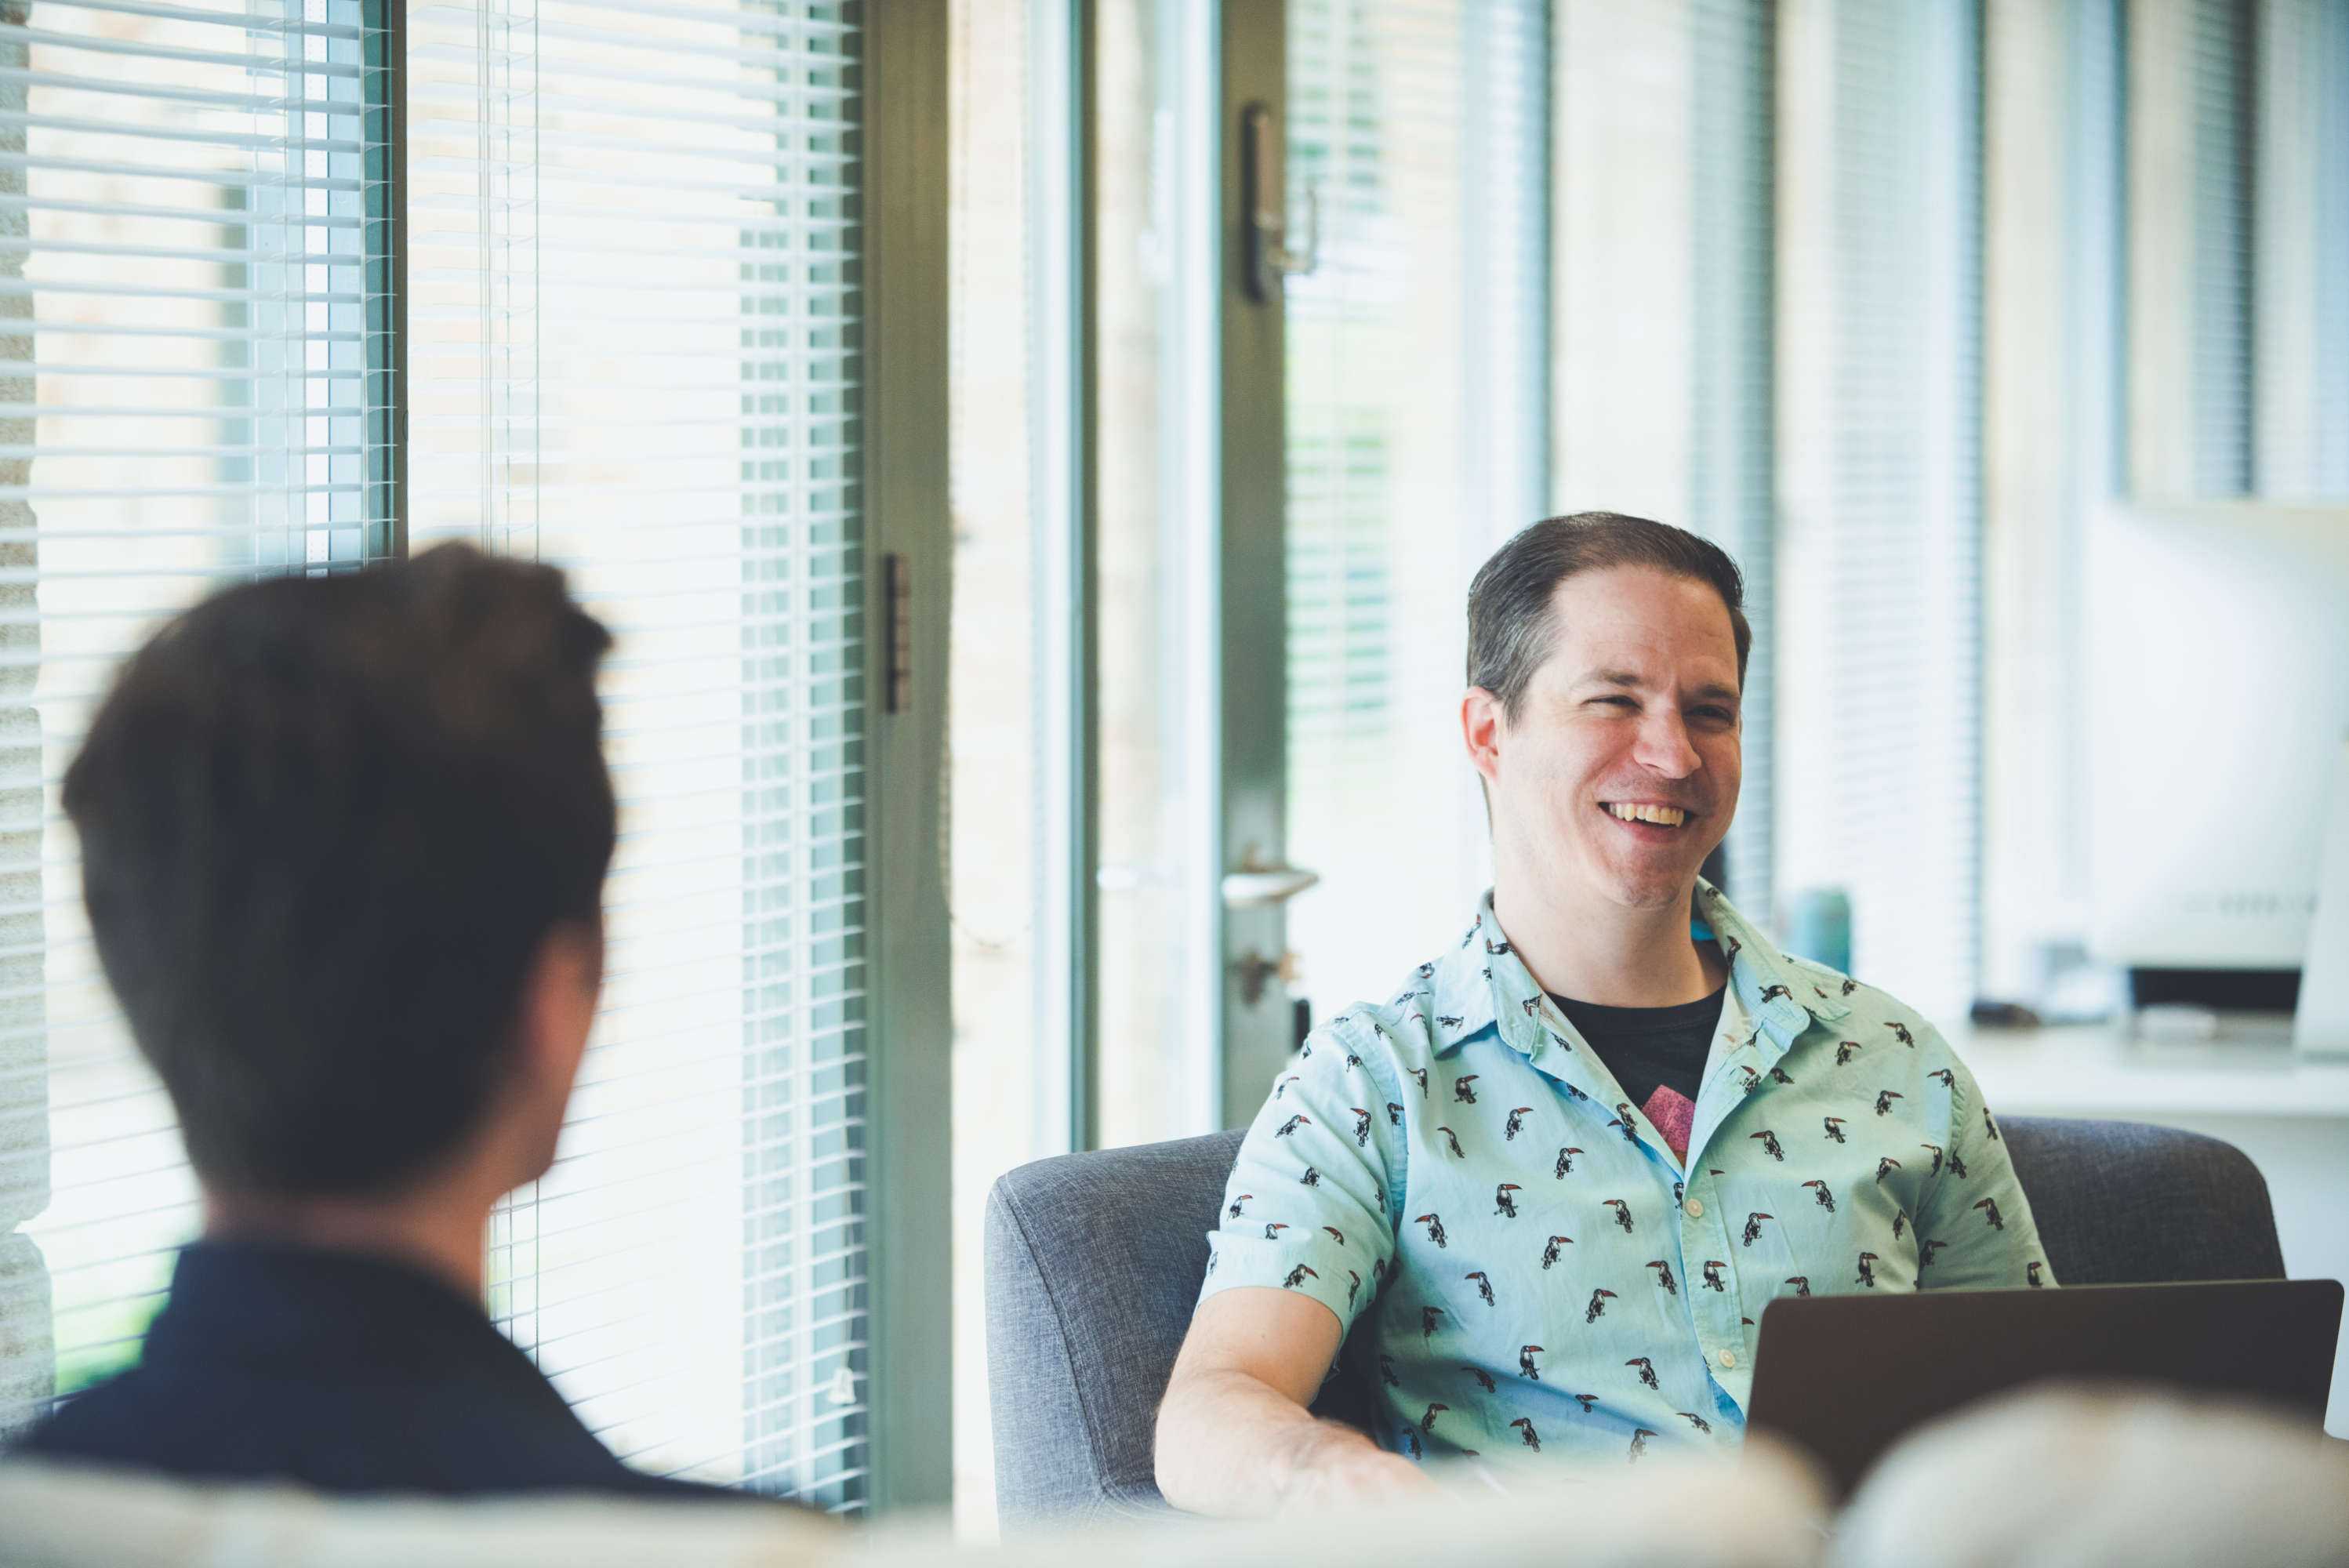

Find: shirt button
<box><xmin>1685</xmin><ymin>1198</ymin><xmax>1704</xmax><ymax>1218</ymax></box>
<box><xmin>1717</xmin><ymin>1348</ymin><xmax>1737</xmax><ymax>1370</ymax></box>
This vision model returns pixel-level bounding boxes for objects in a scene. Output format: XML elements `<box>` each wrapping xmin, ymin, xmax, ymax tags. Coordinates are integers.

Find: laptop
<box><xmin>1746</xmin><ymin>1278</ymin><xmax>2344</xmax><ymax>1500</ymax></box>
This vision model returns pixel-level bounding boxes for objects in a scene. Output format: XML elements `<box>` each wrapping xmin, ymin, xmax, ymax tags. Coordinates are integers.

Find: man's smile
<box><xmin>1599</xmin><ymin>800</ymin><xmax>1691</xmax><ymax>829</ymax></box>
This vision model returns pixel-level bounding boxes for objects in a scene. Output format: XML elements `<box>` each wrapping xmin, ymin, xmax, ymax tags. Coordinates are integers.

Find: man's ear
<box><xmin>516</xmin><ymin>920</ymin><xmax>601</xmax><ymax>1103</ymax></box>
<box><xmin>1461</xmin><ymin>686</ymin><xmax>1507</xmax><ymax>786</ymax></box>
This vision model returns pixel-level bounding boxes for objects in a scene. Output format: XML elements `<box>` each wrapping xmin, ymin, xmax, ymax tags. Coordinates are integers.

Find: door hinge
<box><xmin>884</xmin><ymin>552</ymin><xmax>912</xmax><ymax>715</ymax></box>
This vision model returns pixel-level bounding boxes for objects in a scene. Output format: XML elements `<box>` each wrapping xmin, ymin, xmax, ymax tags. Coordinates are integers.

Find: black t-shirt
<box><xmin>1546</xmin><ymin>986</ymin><xmax>1726</xmax><ymax>1110</ymax></box>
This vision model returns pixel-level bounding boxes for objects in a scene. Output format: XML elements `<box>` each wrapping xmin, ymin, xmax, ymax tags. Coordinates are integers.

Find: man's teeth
<box><xmin>1604</xmin><ymin>803</ymin><xmax>1687</xmax><ymax>827</ymax></box>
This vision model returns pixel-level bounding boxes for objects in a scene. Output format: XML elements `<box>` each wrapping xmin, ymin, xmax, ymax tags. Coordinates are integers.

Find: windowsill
<box><xmin>1948</xmin><ymin>1023</ymin><xmax>2349</xmax><ymax>1119</ymax></box>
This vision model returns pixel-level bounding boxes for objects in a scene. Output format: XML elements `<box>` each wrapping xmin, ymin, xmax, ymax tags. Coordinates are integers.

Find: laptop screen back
<box><xmin>1746</xmin><ymin>1279</ymin><xmax>2343</xmax><ymax>1499</ymax></box>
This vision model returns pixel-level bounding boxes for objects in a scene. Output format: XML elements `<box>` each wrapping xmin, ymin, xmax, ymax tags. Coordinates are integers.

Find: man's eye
<box><xmin>1592</xmin><ymin>695</ymin><xmax>1635</xmax><ymax>709</ymax></box>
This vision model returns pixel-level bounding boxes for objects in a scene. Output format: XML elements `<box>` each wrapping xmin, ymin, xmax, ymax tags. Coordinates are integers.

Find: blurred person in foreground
<box><xmin>1156</xmin><ymin>514</ymin><xmax>2053</xmax><ymax>1515</ymax></box>
<box><xmin>10</xmin><ymin>546</ymin><xmax>753</xmax><ymax>1499</ymax></box>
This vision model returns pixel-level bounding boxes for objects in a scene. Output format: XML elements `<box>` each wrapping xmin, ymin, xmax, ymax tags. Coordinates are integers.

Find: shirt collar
<box><xmin>1693</xmin><ymin>877</ymin><xmax>1852</xmax><ymax>1036</ymax></box>
<box><xmin>1423</xmin><ymin>902</ymin><xmax>1515</xmax><ymax>1056</ymax></box>
<box><xmin>1428</xmin><ymin>879</ymin><xmax>1849</xmax><ymax>1066</ymax></box>
<box><xmin>141</xmin><ymin>1240</ymin><xmax>564</xmax><ymax>1405</ymax></box>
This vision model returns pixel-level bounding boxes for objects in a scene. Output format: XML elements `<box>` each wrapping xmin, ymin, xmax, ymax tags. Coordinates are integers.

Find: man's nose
<box><xmin>1630</xmin><ymin>707</ymin><xmax>1700</xmax><ymax>777</ymax></box>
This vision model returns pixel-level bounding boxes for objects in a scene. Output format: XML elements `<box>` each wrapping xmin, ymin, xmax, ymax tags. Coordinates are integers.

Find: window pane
<box><xmin>1545</xmin><ymin>0</ymin><xmax>1774</xmax><ymax>916</ymax></box>
<box><xmin>3</xmin><ymin>0</ymin><xmax>392</xmax><ymax>1432</ymax></box>
<box><xmin>406</xmin><ymin>0</ymin><xmax>869</xmax><ymax>1504</ymax></box>
<box><xmin>946</xmin><ymin>0</ymin><xmax>1037</xmax><ymax>1534</ymax></box>
<box><xmin>2254</xmin><ymin>0</ymin><xmax>2349</xmax><ymax>499</ymax></box>
<box><xmin>1282</xmin><ymin>0</ymin><xmax>1548</xmax><ymax>1022</ymax></box>
<box><xmin>1091</xmin><ymin>0</ymin><xmax>1222</xmax><ymax>1148</ymax></box>
<box><xmin>1776</xmin><ymin>0</ymin><xmax>1983</xmax><ymax>1022</ymax></box>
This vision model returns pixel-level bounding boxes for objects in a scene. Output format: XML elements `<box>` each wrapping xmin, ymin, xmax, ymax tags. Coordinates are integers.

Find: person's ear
<box><xmin>516</xmin><ymin>919</ymin><xmax>601</xmax><ymax>1106</ymax></box>
<box><xmin>1461</xmin><ymin>686</ymin><xmax>1507</xmax><ymax>786</ymax></box>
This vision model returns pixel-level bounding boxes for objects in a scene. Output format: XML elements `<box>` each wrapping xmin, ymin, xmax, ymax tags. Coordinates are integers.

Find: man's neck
<box><xmin>203</xmin><ymin>1183</ymin><xmax>492</xmax><ymax>1304</ymax></box>
<box><xmin>1492</xmin><ymin>871</ymin><xmax>1722</xmax><ymax>1009</ymax></box>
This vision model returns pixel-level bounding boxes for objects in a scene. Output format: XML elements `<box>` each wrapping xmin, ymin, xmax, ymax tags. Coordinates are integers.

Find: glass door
<box><xmin>1091</xmin><ymin>0</ymin><xmax>1299</xmax><ymax>1143</ymax></box>
<box><xmin>1280</xmin><ymin>0</ymin><xmax>1550</xmax><ymax>1025</ymax></box>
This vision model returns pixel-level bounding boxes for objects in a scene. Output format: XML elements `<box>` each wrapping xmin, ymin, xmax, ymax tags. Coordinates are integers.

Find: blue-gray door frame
<box><xmin>862</xmin><ymin>0</ymin><xmax>955</xmax><ymax>1512</ymax></box>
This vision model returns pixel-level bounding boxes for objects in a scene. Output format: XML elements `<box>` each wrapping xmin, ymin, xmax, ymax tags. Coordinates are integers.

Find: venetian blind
<box><xmin>1282</xmin><ymin>0</ymin><xmax>1548</xmax><ymax>1018</ymax></box>
<box><xmin>405</xmin><ymin>0</ymin><xmax>867</xmax><ymax>1504</ymax></box>
<box><xmin>1537</xmin><ymin>2</ymin><xmax>1776</xmax><ymax>914</ymax></box>
<box><xmin>2253</xmin><ymin>0</ymin><xmax>2348</xmax><ymax>499</ymax></box>
<box><xmin>1776</xmin><ymin>0</ymin><xmax>1983</xmax><ymax>1023</ymax></box>
<box><xmin>2133</xmin><ymin>0</ymin><xmax>2348</xmax><ymax>503</ymax></box>
<box><xmin>1687</xmin><ymin>0</ymin><xmax>1776</xmax><ymax>920</ymax></box>
<box><xmin>2187</xmin><ymin>0</ymin><xmax>2254</xmax><ymax>495</ymax></box>
<box><xmin>0</xmin><ymin>0</ymin><xmax>394</xmax><ymax>1435</ymax></box>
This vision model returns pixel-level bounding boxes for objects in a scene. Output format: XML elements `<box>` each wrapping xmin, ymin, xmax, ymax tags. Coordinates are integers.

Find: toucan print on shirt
<box><xmin>1196</xmin><ymin>880</ymin><xmax>2053</xmax><ymax>1467</ymax></box>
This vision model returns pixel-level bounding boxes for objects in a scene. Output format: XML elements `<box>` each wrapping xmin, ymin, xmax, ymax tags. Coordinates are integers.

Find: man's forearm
<box><xmin>1154</xmin><ymin>1366</ymin><xmax>1378</xmax><ymax>1516</ymax></box>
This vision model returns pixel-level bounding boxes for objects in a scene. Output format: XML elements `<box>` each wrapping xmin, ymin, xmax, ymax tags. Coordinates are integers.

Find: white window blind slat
<box><xmin>0</xmin><ymin>26</ymin><xmax>375</xmax><ymax>80</ymax></box>
<box><xmin>37</xmin><ymin>0</ymin><xmax>368</xmax><ymax>41</ymax></box>
<box><xmin>0</xmin><ymin>364</ymin><xmax>365</xmax><ymax>381</ymax></box>
<box><xmin>407</xmin><ymin>0</ymin><xmax>867</xmax><ymax>1508</ymax></box>
<box><xmin>0</xmin><ymin>115</ymin><xmax>370</xmax><ymax>156</ymax></box>
<box><xmin>0</xmin><ymin>64</ymin><xmax>367</xmax><ymax>117</ymax></box>
<box><xmin>1</xmin><ymin>0</ymin><xmax>393</xmax><ymax>1434</ymax></box>
<box><xmin>407</xmin><ymin>0</ymin><xmax>841</xmax><ymax>43</ymax></box>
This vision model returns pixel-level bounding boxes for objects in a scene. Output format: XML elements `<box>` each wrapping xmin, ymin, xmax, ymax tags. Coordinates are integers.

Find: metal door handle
<box><xmin>1237</xmin><ymin>948</ymin><xmax>1301</xmax><ymax>1007</ymax></box>
<box><xmin>1222</xmin><ymin>855</ymin><xmax>1320</xmax><ymax>908</ymax></box>
<box><xmin>1241</xmin><ymin>102</ymin><xmax>1318</xmax><ymax>303</ymax></box>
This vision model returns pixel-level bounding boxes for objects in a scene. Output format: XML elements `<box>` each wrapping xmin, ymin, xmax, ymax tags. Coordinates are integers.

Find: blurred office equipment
<box><xmin>2083</xmin><ymin>503</ymin><xmax>2349</xmax><ymax>1036</ymax></box>
<box><xmin>2296</xmin><ymin>737</ymin><xmax>2349</xmax><ymax>1058</ymax></box>
<box><xmin>1778</xmin><ymin>887</ymin><xmax>1853</xmax><ymax>975</ymax></box>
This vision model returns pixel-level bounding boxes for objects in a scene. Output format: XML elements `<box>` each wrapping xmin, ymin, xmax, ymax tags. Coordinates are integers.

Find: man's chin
<box><xmin>1584</xmin><ymin>847</ymin><xmax>1711</xmax><ymax>911</ymax></box>
<box><xmin>1605</xmin><ymin>878</ymin><xmax>1701</xmax><ymax>913</ymax></box>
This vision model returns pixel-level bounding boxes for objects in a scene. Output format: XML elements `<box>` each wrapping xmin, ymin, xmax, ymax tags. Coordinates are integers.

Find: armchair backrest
<box><xmin>982</xmin><ymin>1115</ymin><xmax>2284</xmax><ymax>1526</ymax></box>
<box><xmin>982</xmin><ymin>1130</ymin><xmax>1250</xmax><ymax>1523</ymax></box>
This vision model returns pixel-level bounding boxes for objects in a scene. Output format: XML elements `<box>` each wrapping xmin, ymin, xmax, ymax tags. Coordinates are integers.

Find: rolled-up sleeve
<box><xmin>1915</xmin><ymin>1036</ymin><xmax>2057</xmax><ymax>1292</ymax></box>
<box><xmin>1200</xmin><ymin>1011</ymin><xmax>1407</xmax><ymax>1337</ymax></box>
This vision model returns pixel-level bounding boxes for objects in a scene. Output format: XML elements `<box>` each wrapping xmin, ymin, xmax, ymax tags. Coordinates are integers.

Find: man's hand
<box><xmin>1156</xmin><ymin>1287</ymin><xmax>1436</xmax><ymax>1517</ymax></box>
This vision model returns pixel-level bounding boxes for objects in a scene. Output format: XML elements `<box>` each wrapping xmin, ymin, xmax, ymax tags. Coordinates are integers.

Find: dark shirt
<box><xmin>1547</xmin><ymin>985</ymin><xmax>1726</xmax><ymax>1109</ymax></box>
<box><xmin>13</xmin><ymin>1240</ymin><xmax>749</xmax><ymax>1499</ymax></box>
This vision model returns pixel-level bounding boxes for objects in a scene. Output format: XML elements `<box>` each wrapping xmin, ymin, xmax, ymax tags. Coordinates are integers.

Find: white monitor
<box><xmin>2086</xmin><ymin>503</ymin><xmax>2349</xmax><ymax>970</ymax></box>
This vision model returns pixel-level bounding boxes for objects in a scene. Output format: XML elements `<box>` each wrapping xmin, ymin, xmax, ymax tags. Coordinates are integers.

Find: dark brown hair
<box><xmin>1466</xmin><ymin>511</ymin><xmax>1752</xmax><ymax>719</ymax></box>
<box><xmin>64</xmin><ymin>543</ymin><xmax>615</xmax><ymax>1196</ymax></box>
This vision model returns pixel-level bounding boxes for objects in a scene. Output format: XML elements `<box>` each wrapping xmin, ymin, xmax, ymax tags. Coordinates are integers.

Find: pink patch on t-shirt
<box><xmin>1642</xmin><ymin>1085</ymin><xmax>1696</xmax><ymax>1160</ymax></box>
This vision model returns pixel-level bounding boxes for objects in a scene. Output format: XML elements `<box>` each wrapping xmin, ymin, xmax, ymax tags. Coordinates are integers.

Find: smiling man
<box><xmin>1153</xmin><ymin>513</ymin><xmax>2051</xmax><ymax>1515</ymax></box>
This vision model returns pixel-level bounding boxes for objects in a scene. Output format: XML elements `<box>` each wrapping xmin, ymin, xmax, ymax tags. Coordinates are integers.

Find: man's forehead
<box><xmin>1538</xmin><ymin>571</ymin><xmax>1740</xmax><ymax>688</ymax></box>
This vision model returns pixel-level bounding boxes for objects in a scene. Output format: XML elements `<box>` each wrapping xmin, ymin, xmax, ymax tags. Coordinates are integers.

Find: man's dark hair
<box><xmin>1466</xmin><ymin>511</ymin><xmax>1752</xmax><ymax>719</ymax></box>
<box><xmin>64</xmin><ymin>544</ymin><xmax>615</xmax><ymax>1197</ymax></box>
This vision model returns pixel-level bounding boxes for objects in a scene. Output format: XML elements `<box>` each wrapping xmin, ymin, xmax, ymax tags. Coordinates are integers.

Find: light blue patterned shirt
<box><xmin>1198</xmin><ymin>881</ymin><xmax>2053</xmax><ymax>1466</ymax></box>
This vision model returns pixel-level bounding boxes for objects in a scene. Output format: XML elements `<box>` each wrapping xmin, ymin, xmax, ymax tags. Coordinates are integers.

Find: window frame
<box><xmin>856</xmin><ymin>0</ymin><xmax>955</xmax><ymax>1512</ymax></box>
<box><xmin>0</xmin><ymin>0</ymin><xmax>953</xmax><ymax>1508</ymax></box>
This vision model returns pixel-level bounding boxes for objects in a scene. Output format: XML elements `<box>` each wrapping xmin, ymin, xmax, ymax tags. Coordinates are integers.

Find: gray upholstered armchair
<box><xmin>982</xmin><ymin>1116</ymin><xmax>2285</xmax><ymax>1526</ymax></box>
